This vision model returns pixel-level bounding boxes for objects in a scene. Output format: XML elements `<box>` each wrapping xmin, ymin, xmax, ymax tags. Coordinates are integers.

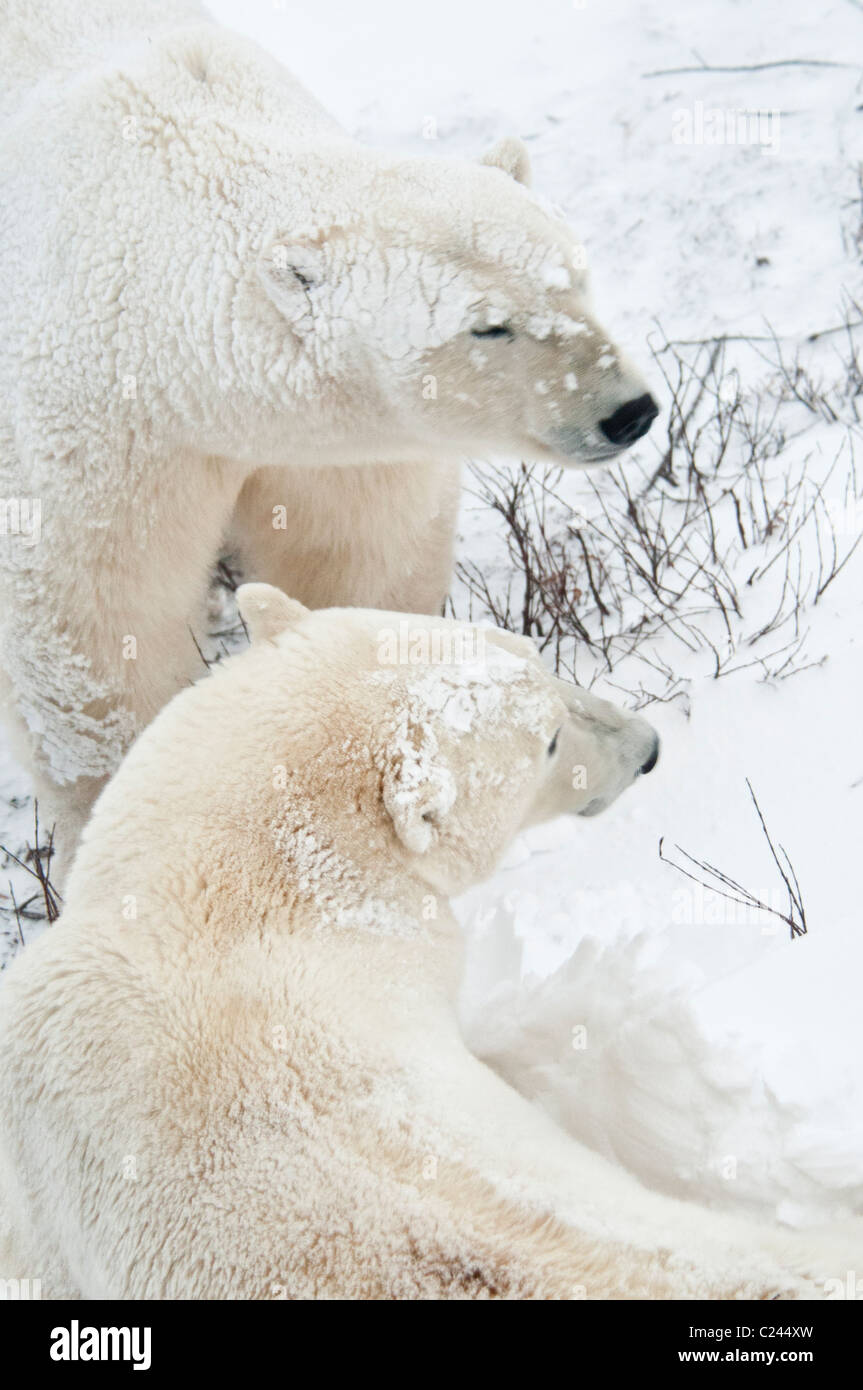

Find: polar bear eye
<box><xmin>548</xmin><ymin>727</ymin><xmax>561</xmax><ymax>756</ymax></box>
<box><xmin>471</xmin><ymin>324</ymin><xmax>515</xmax><ymax>340</ymax></box>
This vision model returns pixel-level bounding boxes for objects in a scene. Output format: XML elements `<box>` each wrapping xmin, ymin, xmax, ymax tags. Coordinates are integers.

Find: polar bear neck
<box><xmin>62</xmin><ymin>712</ymin><xmax>462</xmax><ymax>990</ymax></box>
<box><xmin>269</xmin><ymin>792</ymin><xmax>451</xmax><ymax>945</ymax></box>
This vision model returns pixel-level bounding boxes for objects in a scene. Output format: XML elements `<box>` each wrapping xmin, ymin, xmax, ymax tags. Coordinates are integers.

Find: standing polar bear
<box><xmin>0</xmin><ymin>0</ymin><xmax>657</xmax><ymax>875</ymax></box>
<box><xmin>0</xmin><ymin>587</ymin><xmax>857</xmax><ymax>1299</ymax></box>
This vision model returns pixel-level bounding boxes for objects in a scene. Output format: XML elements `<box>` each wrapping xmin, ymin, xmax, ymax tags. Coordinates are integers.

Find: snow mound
<box><xmin>460</xmin><ymin>897</ymin><xmax>863</xmax><ymax>1226</ymax></box>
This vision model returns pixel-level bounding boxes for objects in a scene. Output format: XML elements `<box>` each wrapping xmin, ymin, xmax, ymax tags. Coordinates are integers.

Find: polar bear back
<box><xmin>0</xmin><ymin>1</ymin><xmax>199</xmax><ymax>119</ymax></box>
<box><xmin>0</xmin><ymin>0</ymin><xmax>342</xmax><ymax>136</ymax></box>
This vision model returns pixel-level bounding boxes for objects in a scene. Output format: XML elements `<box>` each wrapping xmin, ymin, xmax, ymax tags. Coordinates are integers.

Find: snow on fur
<box><xmin>0</xmin><ymin>0</ymin><xmax>653</xmax><ymax>884</ymax></box>
<box><xmin>0</xmin><ymin>0</ymin><xmax>861</xmax><ymax>1240</ymax></box>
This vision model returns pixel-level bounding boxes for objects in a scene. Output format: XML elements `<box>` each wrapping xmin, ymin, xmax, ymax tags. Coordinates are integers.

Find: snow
<box><xmin>374</xmin><ymin>637</ymin><xmax>547</xmax><ymax>736</ymax></box>
<box><xmin>3</xmin><ymin>0</ymin><xmax>863</xmax><ymax>1227</ymax></box>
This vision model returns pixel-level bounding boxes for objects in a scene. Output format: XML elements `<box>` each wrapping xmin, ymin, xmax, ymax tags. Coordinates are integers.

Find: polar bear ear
<box><xmin>479</xmin><ymin>137</ymin><xmax>532</xmax><ymax>187</ymax></box>
<box><xmin>236</xmin><ymin>583</ymin><xmax>309</xmax><ymax>644</ymax></box>
<box><xmin>257</xmin><ymin>240</ymin><xmax>328</xmax><ymax>325</ymax></box>
<box><xmin>382</xmin><ymin>753</ymin><xmax>457</xmax><ymax>855</ymax></box>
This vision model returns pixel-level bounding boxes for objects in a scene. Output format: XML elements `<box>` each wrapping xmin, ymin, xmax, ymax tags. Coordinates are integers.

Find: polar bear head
<box><xmin>229</xmin><ymin>585</ymin><xmax>659</xmax><ymax>897</ymax></box>
<box><xmin>257</xmin><ymin>140</ymin><xmax>658</xmax><ymax>468</ymax></box>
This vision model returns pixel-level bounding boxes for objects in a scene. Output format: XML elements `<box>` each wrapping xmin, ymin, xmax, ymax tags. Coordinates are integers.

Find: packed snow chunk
<box><xmin>459</xmin><ymin>904</ymin><xmax>863</xmax><ymax>1225</ymax></box>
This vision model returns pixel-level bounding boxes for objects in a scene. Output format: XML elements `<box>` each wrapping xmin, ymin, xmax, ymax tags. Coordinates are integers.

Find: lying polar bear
<box><xmin>4</xmin><ymin>587</ymin><xmax>852</xmax><ymax>1300</ymax></box>
<box><xmin>0</xmin><ymin>0</ymin><xmax>657</xmax><ymax>881</ymax></box>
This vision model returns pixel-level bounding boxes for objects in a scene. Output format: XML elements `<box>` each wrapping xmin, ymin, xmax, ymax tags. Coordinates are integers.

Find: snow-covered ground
<box><xmin>3</xmin><ymin>0</ymin><xmax>862</xmax><ymax>1227</ymax></box>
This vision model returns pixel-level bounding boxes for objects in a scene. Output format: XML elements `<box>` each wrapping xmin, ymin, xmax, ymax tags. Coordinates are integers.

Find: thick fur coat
<box><xmin>0</xmin><ymin>588</ymin><xmax>857</xmax><ymax>1299</ymax></box>
<box><xmin>0</xmin><ymin>0</ymin><xmax>654</xmax><ymax>876</ymax></box>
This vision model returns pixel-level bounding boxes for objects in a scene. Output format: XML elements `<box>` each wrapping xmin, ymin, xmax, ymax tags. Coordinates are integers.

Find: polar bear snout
<box><xmin>638</xmin><ymin>731</ymin><xmax>660</xmax><ymax>776</ymax></box>
<box><xmin>599</xmin><ymin>392</ymin><xmax>659</xmax><ymax>448</ymax></box>
<box><xmin>568</xmin><ymin>697</ymin><xmax>660</xmax><ymax>812</ymax></box>
<box><xmin>570</xmin><ymin>717</ymin><xmax>659</xmax><ymax>818</ymax></box>
<box><xmin>521</xmin><ymin>673</ymin><xmax>661</xmax><ymax>830</ymax></box>
<box><xmin>541</xmin><ymin>363</ymin><xmax>659</xmax><ymax>465</ymax></box>
<box><xmin>610</xmin><ymin>710</ymin><xmax>660</xmax><ymax>785</ymax></box>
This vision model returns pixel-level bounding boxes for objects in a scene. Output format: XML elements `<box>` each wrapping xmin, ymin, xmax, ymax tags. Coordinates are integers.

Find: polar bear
<box><xmin>0</xmin><ymin>0</ymin><xmax>658</xmax><ymax>878</ymax></box>
<box><xmin>0</xmin><ymin>586</ymin><xmax>858</xmax><ymax>1300</ymax></box>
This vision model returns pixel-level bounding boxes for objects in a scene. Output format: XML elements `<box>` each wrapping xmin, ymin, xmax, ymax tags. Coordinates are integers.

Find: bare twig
<box><xmin>0</xmin><ymin>802</ymin><xmax>61</xmax><ymax>925</ymax></box>
<box><xmin>644</xmin><ymin>59</ymin><xmax>858</xmax><ymax>77</ymax></box>
<box><xmin>659</xmin><ymin>781</ymin><xmax>807</xmax><ymax>939</ymax></box>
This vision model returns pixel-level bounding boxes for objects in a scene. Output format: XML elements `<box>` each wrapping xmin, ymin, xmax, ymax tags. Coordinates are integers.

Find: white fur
<box><xmin>0</xmin><ymin>0</ymin><xmax>654</xmax><ymax>877</ymax></box>
<box><xmin>0</xmin><ymin>588</ymin><xmax>857</xmax><ymax>1299</ymax></box>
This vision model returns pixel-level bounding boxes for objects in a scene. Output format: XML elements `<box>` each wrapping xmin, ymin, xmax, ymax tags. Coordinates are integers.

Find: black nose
<box><xmin>599</xmin><ymin>393</ymin><xmax>659</xmax><ymax>447</ymax></box>
<box><xmin>639</xmin><ymin>736</ymin><xmax>660</xmax><ymax>776</ymax></box>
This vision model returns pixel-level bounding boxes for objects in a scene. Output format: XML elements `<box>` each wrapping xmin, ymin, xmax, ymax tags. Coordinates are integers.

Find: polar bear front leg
<box><xmin>0</xmin><ymin>448</ymin><xmax>243</xmax><ymax>885</ymax></box>
<box><xmin>229</xmin><ymin>460</ymin><xmax>461</xmax><ymax>615</ymax></box>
